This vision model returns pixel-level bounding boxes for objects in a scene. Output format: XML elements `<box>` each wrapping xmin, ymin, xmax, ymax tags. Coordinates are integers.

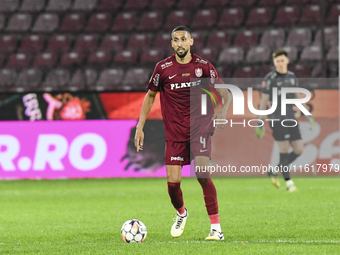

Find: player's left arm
<box><xmin>207</xmin><ymin>62</ymin><xmax>232</xmax><ymax>130</ymax></box>
<box><xmin>294</xmin><ymin>92</ymin><xmax>315</xmax><ymax>128</ymax></box>
<box><xmin>213</xmin><ymin>88</ymin><xmax>232</xmax><ymax>130</ymax></box>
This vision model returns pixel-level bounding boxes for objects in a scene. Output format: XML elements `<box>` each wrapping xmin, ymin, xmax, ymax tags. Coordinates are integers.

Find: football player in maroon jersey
<box><xmin>135</xmin><ymin>26</ymin><xmax>231</xmax><ymax>240</ymax></box>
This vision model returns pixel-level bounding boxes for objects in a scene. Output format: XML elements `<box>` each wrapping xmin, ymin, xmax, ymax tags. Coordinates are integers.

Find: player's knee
<box><xmin>167</xmin><ymin>174</ymin><xmax>181</xmax><ymax>183</ymax></box>
<box><xmin>294</xmin><ymin>147</ymin><xmax>303</xmax><ymax>155</ymax></box>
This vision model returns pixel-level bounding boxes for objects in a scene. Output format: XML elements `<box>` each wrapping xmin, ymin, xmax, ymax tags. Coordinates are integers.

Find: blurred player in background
<box><xmin>135</xmin><ymin>26</ymin><xmax>231</xmax><ymax>240</ymax></box>
<box><xmin>256</xmin><ymin>49</ymin><xmax>315</xmax><ymax>191</ymax></box>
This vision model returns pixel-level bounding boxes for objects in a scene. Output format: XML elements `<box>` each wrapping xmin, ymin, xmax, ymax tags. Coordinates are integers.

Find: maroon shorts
<box><xmin>164</xmin><ymin>133</ymin><xmax>212</xmax><ymax>165</ymax></box>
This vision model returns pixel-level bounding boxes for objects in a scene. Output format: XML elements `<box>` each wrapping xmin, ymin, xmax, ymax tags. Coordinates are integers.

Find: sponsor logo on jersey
<box><xmin>182</xmin><ymin>73</ymin><xmax>190</xmax><ymax>77</ymax></box>
<box><xmin>210</xmin><ymin>69</ymin><xmax>216</xmax><ymax>84</ymax></box>
<box><xmin>161</xmin><ymin>61</ymin><xmax>173</xmax><ymax>69</ymax></box>
<box><xmin>195</xmin><ymin>58</ymin><xmax>207</xmax><ymax>64</ymax></box>
<box><xmin>171</xmin><ymin>156</ymin><xmax>184</xmax><ymax>161</ymax></box>
<box><xmin>170</xmin><ymin>80</ymin><xmax>201</xmax><ymax>90</ymax></box>
<box><xmin>195</xmin><ymin>68</ymin><xmax>203</xmax><ymax>77</ymax></box>
<box><xmin>153</xmin><ymin>73</ymin><xmax>160</xmax><ymax>86</ymax></box>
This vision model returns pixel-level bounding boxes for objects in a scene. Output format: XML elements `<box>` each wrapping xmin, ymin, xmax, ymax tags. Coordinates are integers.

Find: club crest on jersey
<box><xmin>195</xmin><ymin>68</ymin><xmax>203</xmax><ymax>77</ymax></box>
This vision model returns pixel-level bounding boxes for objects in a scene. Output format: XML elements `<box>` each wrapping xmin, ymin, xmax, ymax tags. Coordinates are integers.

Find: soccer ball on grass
<box><xmin>121</xmin><ymin>219</ymin><xmax>147</xmax><ymax>243</ymax></box>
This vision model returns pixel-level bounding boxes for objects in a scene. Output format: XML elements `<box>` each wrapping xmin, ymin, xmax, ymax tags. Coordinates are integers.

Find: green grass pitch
<box><xmin>0</xmin><ymin>178</ymin><xmax>339</xmax><ymax>254</ymax></box>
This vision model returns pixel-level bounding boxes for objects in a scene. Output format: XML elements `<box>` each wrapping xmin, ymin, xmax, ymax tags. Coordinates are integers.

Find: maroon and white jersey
<box><xmin>147</xmin><ymin>53</ymin><xmax>220</xmax><ymax>142</ymax></box>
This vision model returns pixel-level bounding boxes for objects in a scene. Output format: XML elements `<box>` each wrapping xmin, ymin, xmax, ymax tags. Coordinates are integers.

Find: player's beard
<box><xmin>176</xmin><ymin>47</ymin><xmax>188</xmax><ymax>59</ymax></box>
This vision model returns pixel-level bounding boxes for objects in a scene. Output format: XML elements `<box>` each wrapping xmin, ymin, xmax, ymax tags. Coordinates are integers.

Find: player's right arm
<box><xmin>255</xmin><ymin>78</ymin><xmax>271</xmax><ymax>138</ymax></box>
<box><xmin>135</xmin><ymin>62</ymin><xmax>162</xmax><ymax>152</ymax></box>
<box><xmin>135</xmin><ymin>90</ymin><xmax>157</xmax><ymax>152</ymax></box>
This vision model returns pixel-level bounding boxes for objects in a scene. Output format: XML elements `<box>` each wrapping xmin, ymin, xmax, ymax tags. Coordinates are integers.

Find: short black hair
<box><xmin>272</xmin><ymin>49</ymin><xmax>288</xmax><ymax>58</ymax></box>
<box><xmin>171</xmin><ymin>26</ymin><xmax>192</xmax><ymax>38</ymax></box>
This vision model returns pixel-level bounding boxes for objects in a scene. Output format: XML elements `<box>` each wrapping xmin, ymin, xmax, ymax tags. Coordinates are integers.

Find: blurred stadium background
<box><xmin>0</xmin><ymin>0</ymin><xmax>338</xmax><ymax>93</ymax></box>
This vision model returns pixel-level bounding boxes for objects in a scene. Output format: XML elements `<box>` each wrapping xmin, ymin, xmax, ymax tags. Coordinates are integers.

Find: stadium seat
<box><xmin>230</xmin><ymin>0</ymin><xmax>257</xmax><ymax>7</ymax></box>
<box><xmin>0</xmin><ymin>54</ymin><xmax>4</xmax><ymax>67</ymax></box>
<box><xmin>328</xmin><ymin>63</ymin><xmax>338</xmax><ymax>78</ymax></box>
<box><xmin>137</xmin><ymin>11</ymin><xmax>163</xmax><ymax>33</ymax></box>
<box><xmin>150</xmin><ymin>0</ymin><xmax>176</xmax><ymax>11</ymax></box>
<box><xmin>140</xmin><ymin>49</ymin><xmax>165</xmax><ymax>66</ymax></box>
<box><xmin>100</xmin><ymin>35</ymin><xmax>124</xmax><ymax>52</ymax></box>
<box><xmin>314</xmin><ymin>27</ymin><xmax>338</xmax><ymax>48</ymax></box>
<box><xmin>72</xmin><ymin>0</ymin><xmax>97</xmax><ymax>12</ymax></box>
<box><xmin>60</xmin><ymin>51</ymin><xmax>85</xmax><ymax>67</ymax></box>
<box><xmin>18</xmin><ymin>35</ymin><xmax>44</xmax><ymax>54</ymax></box>
<box><xmin>326</xmin><ymin>45</ymin><xmax>338</xmax><ymax>61</ymax></box>
<box><xmin>85</xmin><ymin>13</ymin><xmax>111</xmax><ymax>33</ymax></box>
<box><xmin>123</xmin><ymin>68</ymin><xmax>150</xmax><ymax>91</ymax></box>
<box><xmin>33</xmin><ymin>52</ymin><xmax>58</xmax><ymax>69</ymax></box>
<box><xmin>258</xmin><ymin>0</ymin><xmax>284</xmax><ymax>6</ymax></box>
<box><xmin>0</xmin><ymin>69</ymin><xmax>17</xmax><ymax>88</ymax></box>
<box><xmin>96</xmin><ymin>68</ymin><xmax>124</xmax><ymax>91</ymax></box>
<box><xmin>260</xmin><ymin>29</ymin><xmax>285</xmax><ymax>50</ymax></box>
<box><xmin>70</xmin><ymin>68</ymin><xmax>98</xmax><ymax>90</ymax></box>
<box><xmin>273</xmin><ymin>6</ymin><xmax>299</xmax><ymax>27</ymax></box>
<box><xmin>112</xmin><ymin>12</ymin><xmax>137</xmax><ymax>34</ymax></box>
<box><xmin>190</xmin><ymin>32</ymin><xmax>205</xmax><ymax>52</ymax></box>
<box><xmin>20</xmin><ymin>0</ymin><xmax>45</xmax><ymax>13</ymax></box>
<box><xmin>87</xmin><ymin>50</ymin><xmax>111</xmax><ymax>67</ymax></box>
<box><xmin>300</xmin><ymin>45</ymin><xmax>322</xmax><ymax>61</ymax></box>
<box><xmin>299</xmin><ymin>5</ymin><xmax>321</xmax><ymax>25</ymax></box>
<box><xmin>326</xmin><ymin>4</ymin><xmax>340</xmax><ymax>25</ymax></box>
<box><xmin>123</xmin><ymin>0</ymin><xmax>149</xmax><ymax>11</ymax></box>
<box><xmin>16</xmin><ymin>68</ymin><xmax>42</xmax><ymax>89</ymax></box>
<box><xmin>246</xmin><ymin>7</ymin><xmax>272</xmax><ymax>28</ymax></box>
<box><xmin>218</xmin><ymin>8</ymin><xmax>244</xmax><ymax>29</ymax></box>
<box><xmin>164</xmin><ymin>10</ymin><xmax>190</xmax><ymax>31</ymax></box>
<box><xmin>286</xmin><ymin>0</ymin><xmax>309</xmax><ymax>4</ymax></box>
<box><xmin>281</xmin><ymin>45</ymin><xmax>298</xmax><ymax>63</ymax></box>
<box><xmin>286</xmin><ymin>28</ymin><xmax>312</xmax><ymax>49</ymax></box>
<box><xmin>0</xmin><ymin>0</ymin><xmax>20</xmax><ymax>13</ymax></box>
<box><xmin>176</xmin><ymin>0</ymin><xmax>203</xmax><ymax>10</ymax></box>
<box><xmin>246</xmin><ymin>46</ymin><xmax>271</xmax><ymax>64</ymax></box>
<box><xmin>153</xmin><ymin>33</ymin><xmax>172</xmax><ymax>55</ymax></box>
<box><xmin>73</xmin><ymin>35</ymin><xmax>98</xmax><ymax>53</ymax></box>
<box><xmin>6</xmin><ymin>13</ymin><xmax>32</xmax><ymax>32</ymax></box>
<box><xmin>0</xmin><ymin>15</ymin><xmax>4</xmax><ymax>31</ymax></box>
<box><xmin>0</xmin><ymin>35</ymin><xmax>17</xmax><ymax>54</ymax></box>
<box><xmin>218</xmin><ymin>47</ymin><xmax>244</xmax><ymax>64</ymax></box>
<box><xmin>203</xmin><ymin>0</ymin><xmax>230</xmax><ymax>9</ymax></box>
<box><xmin>153</xmin><ymin>33</ymin><xmax>171</xmax><ymax>49</ymax></box>
<box><xmin>43</xmin><ymin>68</ymin><xmax>71</xmax><ymax>90</ymax></box>
<box><xmin>195</xmin><ymin>47</ymin><xmax>218</xmax><ymax>63</ymax></box>
<box><xmin>7</xmin><ymin>53</ymin><xmax>31</xmax><ymax>70</ymax></box>
<box><xmin>234</xmin><ymin>30</ymin><xmax>258</xmax><ymax>50</ymax></box>
<box><xmin>191</xmin><ymin>9</ymin><xmax>216</xmax><ymax>30</ymax></box>
<box><xmin>311</xmin><ymin>63</ymin><xmax>325</xmax><ymax>78</ymax></box>
<box><xmin>233</xmin><ymin>66</ymin><xmax>257</xmax><ymax>78</ymax></box>
<box><xmin>126</xmin><ymin>34</ymin><xmax>150</xmax><ymax>53</ymax></box>
<box><xmin>59</xmin><ymin>13</ymin><xmax>85</xmax><ymax>34</ymax></box>
<box><xmin>113</xmin><ymin>50</ymin><xmax>138</xmax><ymax>66</ymax></box>
<box><xmin>32</xmin><ymin>13</ymin><xmax>59</xmax><ymax>33</ymax></box>
<box><xmin>206</xmin><ymin>31</ymin><xmax>230</xmax><ymax>51</ymax></box>
<box><xmin>258</xmin><ymin>65</ymin><xmax>274</xmax><ymax>78</ymax></box>
<box><xmin>46</xmin><ymin>0</ymin><xmax>72</xmax><ymax>12</ymax></box>
<box><xmin>289</xmin><ymin>63</ymin><xmax>310</xmax><ymax>77</ymax></box>
<box><xmin>47</xmin><ymin>35</ymin><xmax>72</xmax><ymax>53</ymax></box>
<box><xmin>97</xmin><ymin>0</ymin><xmax>123</xmax><ymax>12</ymax></box>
